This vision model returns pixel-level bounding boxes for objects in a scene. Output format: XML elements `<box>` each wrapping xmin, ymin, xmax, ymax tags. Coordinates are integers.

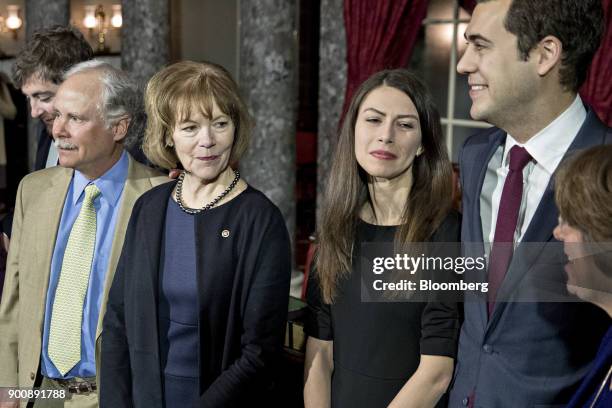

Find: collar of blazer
<box><xmin>471</xmin><ymin>107</ymin><xmax>608</xmax><ymax>245</ymax></box>
<box><xmin>483</xmin><ymin>107</ymin><xmax>610</xmax><ymax>325</ymax></box>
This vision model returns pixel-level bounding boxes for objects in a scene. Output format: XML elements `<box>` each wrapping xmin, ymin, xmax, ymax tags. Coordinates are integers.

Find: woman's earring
<box><xmin>416</xmin><ymin>146</ymin><xmax>424</xmax><ymax>156</ymax></box>
<box><xmin>167</xmin><ymin>140</ymin><xmax>174</xmax><ymax>147</ymax></box>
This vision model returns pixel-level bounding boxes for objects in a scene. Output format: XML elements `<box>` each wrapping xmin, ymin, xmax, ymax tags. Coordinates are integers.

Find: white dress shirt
<box><xmin>480</xmin><ymin>95</ymin><xmax>587</xmax><ymax>251</ymax></box>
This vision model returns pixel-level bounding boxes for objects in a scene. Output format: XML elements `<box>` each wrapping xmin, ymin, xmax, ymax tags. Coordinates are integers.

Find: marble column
<box><xmin>24</xmin><ymin>0</ymin><xmax>70</xmax><ymax>170</ymax></box>
<box><xmin>317</xmin><ymin>0</ymin><xmax>347</xmax><ymax>223</ymax></box>
<box><xmin>25</xmin><ymin>0</ymin><xmax>70</xmax><ymax>39</ymax></box>
<box><xmin>121</xmin><ymin>0</ymin><xmax>170</xmax><ymax>88</ymax></box>
<box><xmin>238</xmin><ymin>0</ymin><xmax>298</xmax><ymax>240</ymax></box>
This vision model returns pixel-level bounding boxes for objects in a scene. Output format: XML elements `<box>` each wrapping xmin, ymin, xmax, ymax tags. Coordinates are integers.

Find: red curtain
<box><xmin>342</xmin><ymin>0</ymin><xmax>429</xmax><ymax>113</ymax></box>
<box><xmin>459</xmin><ymin>0</ymin><xmax>477</xmax><ymax>13</ymax></box>
<box><xmin>580</xmin><ymin>0</ymin><xmax>612</xmax><ymax>126</ymax></box>
<box><xmin>461</xmin><ymin>0</ymin><xmax>612</xmax><ymax>126</ymax></box>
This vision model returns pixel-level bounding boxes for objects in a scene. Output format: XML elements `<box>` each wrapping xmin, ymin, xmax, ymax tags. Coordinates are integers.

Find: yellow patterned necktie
<box><xmin>48</xmin><ymin>183</ymin><xmax>101</xmax><ymax>376</ymax></box>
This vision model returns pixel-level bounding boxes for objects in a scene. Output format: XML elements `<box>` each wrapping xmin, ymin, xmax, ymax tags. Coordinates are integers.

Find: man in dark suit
<box><xmin>12</xmin><ymin>25</ymin><xmax>94</xmax><ymax>172</ymax></box>
<box><xmin>449</xmin><ymin>0</ymin><xmax>611</xmax><ymax>406</ymax></box>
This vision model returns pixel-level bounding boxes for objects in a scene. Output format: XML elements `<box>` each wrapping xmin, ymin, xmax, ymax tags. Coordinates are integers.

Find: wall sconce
<box><xmin>82</xmin><ymin>4</ymin><xmax>122</xmax><ymax>53</ymax></box>
<box><xmin>5</xmin><ymin>5</ymin><xmax>22</xmax><ymax>39</ymax></box>
<box><xmin>111</xmin><ymin>5</ymin><xmax>122</xmax><ymax>28</ymax></box>
<box><xmin>83</xmin><ymin>5</ymin><xmax>97</xmax><ymax>30</ymax></box>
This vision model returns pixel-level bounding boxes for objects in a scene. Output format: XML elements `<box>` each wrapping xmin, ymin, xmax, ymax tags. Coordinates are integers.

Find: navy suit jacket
<box><xmin>34</xmin><ymin>122</ymin><xmax>52</xmax><ymax>171</ymax></box>
<box><xmin>448</xmin><ymin>109</ymin><xmax>612</xmax><ymax>407</ymax></box>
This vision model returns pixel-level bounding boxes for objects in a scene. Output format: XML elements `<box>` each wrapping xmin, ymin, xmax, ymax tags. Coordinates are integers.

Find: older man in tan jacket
<box><xmin>0</xmin><ymin>60</ymin><xmax>167</xmax><ymax>407</ymax></box>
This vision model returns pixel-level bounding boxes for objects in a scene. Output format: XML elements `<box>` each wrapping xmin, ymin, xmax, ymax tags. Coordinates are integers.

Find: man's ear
<box><xmin>534</xmin><ymin>35</ymin><xmax>563</xmax><ymax>77</ymax></box>
<box><xmin>112</xmin><ymin>116</ymin><xmax>131</xmax><ymax>142</ymax></box>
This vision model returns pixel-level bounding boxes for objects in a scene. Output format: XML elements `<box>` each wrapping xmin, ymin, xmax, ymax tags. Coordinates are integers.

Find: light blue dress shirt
<box><xmin>41</xmin><ymin>151</ymin><xmax>128</xmax><ymax>379</ymax></box>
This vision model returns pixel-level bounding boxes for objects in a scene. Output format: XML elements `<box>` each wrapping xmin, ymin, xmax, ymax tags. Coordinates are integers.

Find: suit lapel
<box><xmin>471</xmin><ymin>130</ymin><xmax>505</xmax><ymax>240</ymax></box>
<box><xmin>522</xmin><ymin>110</ymin><xmax>609</xmax><ymax>243</ymax></box>
<box><xmin>95</xmin><ymin>156</ymin><xmax>153</xmax><ymax>340</ymax></box>
<box><xmin>472</xmin><ymin>130</ymin><xmax>505</xmax><ymax>328</ymax></box>
<box><xmin>30</xmin><ymin>169</ymin><xmax>73</xmax><ymax>333</ymax></box>
<box><xmin>489</xmin><ymin>109</ymin><xmax>609</xmax><ymax>324</ymax></box>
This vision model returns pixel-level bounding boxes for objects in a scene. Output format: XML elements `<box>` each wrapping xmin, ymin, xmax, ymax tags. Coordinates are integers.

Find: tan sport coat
<box><xmin>0</xmin><ymin>154</ymin><xmax>168</xmax><ymax>398</ymax></box>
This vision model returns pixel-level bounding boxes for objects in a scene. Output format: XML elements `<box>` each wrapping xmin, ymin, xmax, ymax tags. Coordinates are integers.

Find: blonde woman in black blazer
<box><xmin>100</xmin><ymin>61</ymin><xmax>291</xmax><ymax>408</ymax></box>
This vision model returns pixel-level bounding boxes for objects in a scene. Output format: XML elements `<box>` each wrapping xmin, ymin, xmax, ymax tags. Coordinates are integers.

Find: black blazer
<box><xmin>34</xmin><ymin>123</ymin><xmax>52</xmax><ymax>171</ymax></box>
<box><xmin>100</xmin><ymin>182</ymin><xmax>292</xmax><ymax>408</ymax></box>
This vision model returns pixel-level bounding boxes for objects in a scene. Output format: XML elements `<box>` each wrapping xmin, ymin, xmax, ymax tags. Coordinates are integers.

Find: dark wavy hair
<box><xmin>315</xmin><ymin>69</ymin><xmax>453</xmax><ymax>303</ymax></box>
<box><xmin>12</xmin><ymin>25</ymin><xmax>93</xmax><ymax>88</ymax></box>
<box><xmin>477</xmin><ymin>0</ymin><xmax>604</xmax><ymax>92</ymax></box>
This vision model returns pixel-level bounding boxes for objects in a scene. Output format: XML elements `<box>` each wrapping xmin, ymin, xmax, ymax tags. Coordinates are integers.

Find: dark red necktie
<box><xmin>487</xmin><ymin>145</ymin><xmax>532</xmax><ymax>316</ymax></box>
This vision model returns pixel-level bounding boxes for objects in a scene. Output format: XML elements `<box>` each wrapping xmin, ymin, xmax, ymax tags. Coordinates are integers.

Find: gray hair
<box><xmin>63</xmin><ymin>59</ymin><xmax>145</xmax><ymax>148</ymax></box>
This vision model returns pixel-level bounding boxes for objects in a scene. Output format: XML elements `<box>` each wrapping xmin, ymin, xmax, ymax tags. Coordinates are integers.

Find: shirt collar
<box><xmin>72</xmin><ymin>150</ymin><xmax>129</xmax><ymax>207</ymax></box>
<box><xmin>503</xmin><ymin>95</ymin><xmax>586</xmax><ymax>174</ymax></box>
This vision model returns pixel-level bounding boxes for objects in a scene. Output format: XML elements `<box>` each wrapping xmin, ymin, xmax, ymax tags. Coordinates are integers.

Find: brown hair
<box><xmin>316</xmin><ymin>69</ymin><xmax>453</xmax><ymax>303</ymax></box>
<box><xmin>12</xmin><ymin>25</ymin><xmax>93</xmax><ymax>88</ymax></box>
<box><xmin>477</xmin><ymin>0</ymin><xmax>604</xmax><ymax>92</ymax></box>
<box><xmin>143</xmin><ymin>61</ymin><xmax>253</xmax><ymax>170</ymax></box>
<box><xmin>555</xmin><ymin>145</ymin><xmax>612</xmax><ymax>242</ymax></box>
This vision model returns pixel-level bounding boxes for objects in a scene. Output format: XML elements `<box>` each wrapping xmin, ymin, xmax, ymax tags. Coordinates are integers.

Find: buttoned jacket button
<box><xmin>462</xmin><ymin>396</ymin><xmax>469</xmax><ymax>406</ymax></box>
<box><xmin>483</xmin><ymin>344</ymin><xmax>493</xmax><ymax>353</ymax></box>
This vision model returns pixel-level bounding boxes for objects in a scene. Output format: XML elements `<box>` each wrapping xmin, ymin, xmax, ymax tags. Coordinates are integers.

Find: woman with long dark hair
<box><xmin>303</xmin><ymin>69</ymin><xmax>460</xmax><ymax>408</ymax></box>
